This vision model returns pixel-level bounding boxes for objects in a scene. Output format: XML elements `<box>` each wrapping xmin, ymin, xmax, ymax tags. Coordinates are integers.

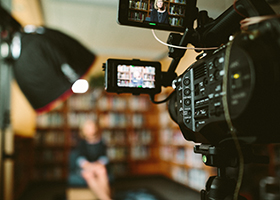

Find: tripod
<box><xmin>194</xmin><ymin>143</ymin><xmax>269</xmax><ymax>200</ymax></box>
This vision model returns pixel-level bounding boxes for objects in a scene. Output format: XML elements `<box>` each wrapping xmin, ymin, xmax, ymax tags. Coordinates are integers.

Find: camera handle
<box><xmin>161</xmin><ymin>27</ymin><xmax>196</xmax><ymax>88</ymax></box>
<box><xmin>194</xmin><ymin>143</ymin><xmax>269</xmax><ymax>200</ymax></box>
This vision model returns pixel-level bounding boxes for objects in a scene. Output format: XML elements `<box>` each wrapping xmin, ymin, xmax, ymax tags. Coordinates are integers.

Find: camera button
<box><xmin>184</xmin><ymin>98</ymin><xmax>191</xmax><ymax>106</ymax></box>
<box><xmin>184</xmin><ymin>88</ymin><xmax>191</xmax><ymax>96</ymax></box>
<box><xmin>183</xmin><ymin>78</ymin><xmax>190</xmax><ymax>86</ymax></box>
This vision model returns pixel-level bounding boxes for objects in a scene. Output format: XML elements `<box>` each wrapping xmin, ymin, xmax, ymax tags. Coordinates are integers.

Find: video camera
<box><xmin>104</xmin><ymin>0</ymin><xmax>280</xmax><ymax>145</ymax></box>
<box><xmin>103</xmin><ymin>0</ymin><xmax>280</xmax><ymax>199</ymax></box>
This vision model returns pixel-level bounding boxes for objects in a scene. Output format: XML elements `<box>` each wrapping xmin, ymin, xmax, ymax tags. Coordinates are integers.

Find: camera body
<box><xmin>104</xmin><ymin>0</ymin><xmax>280</xmax><ymax>145</ymax></box>
<box><xmin>104</xmin><ymin>58</ymin><xmax>162</xmax><ymax>95</ymax></box>
<box><xmin>169</xmin><ymin>20</ymin><xmax>280</xmax><ymax>144</ymax></box>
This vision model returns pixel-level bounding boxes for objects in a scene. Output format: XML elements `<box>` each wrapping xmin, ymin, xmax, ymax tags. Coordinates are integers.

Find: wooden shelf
<box><xmin>32</xmin><ymin>88</ymin><xmax>160</xmax><ymax>181</ymax></box>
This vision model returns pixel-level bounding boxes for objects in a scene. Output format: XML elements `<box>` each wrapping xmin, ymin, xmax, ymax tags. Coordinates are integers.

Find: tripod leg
<box><xmin>200</xmin><ymin>176</ymin><xmax>216</xmax><ymax>200</ymax></box>
<box><xmin>201</xmin><ymin>189</ymin><xmax>207</xmax><ymax>200</ymax></box>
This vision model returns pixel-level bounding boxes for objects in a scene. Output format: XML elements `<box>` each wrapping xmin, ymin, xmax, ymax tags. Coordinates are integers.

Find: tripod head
<box><xmin>194</xmin><ymin>142</ymin><xmax>269</xmax><ymax>200</ymax></box>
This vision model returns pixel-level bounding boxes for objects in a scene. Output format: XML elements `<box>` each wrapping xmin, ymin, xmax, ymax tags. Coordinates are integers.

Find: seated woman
<box><xmin>68</xmin><ymin>120</ymin><xmax>111</xmax><ymax>200</ymax></box>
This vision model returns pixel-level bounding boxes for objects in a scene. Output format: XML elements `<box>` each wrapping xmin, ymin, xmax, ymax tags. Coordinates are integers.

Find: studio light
<box><xmin>12</xmin><ymin>26</ymin><xmax>96</xmax><ymax>113</ymax></box>
<box><xmin>0</xmin><ymin>6</ymin><xmax>96</xmax><ymax>200</ymax></box>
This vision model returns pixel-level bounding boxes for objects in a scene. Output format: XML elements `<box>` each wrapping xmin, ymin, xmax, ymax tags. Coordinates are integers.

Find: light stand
<box><xmin>0</xmin><ymin>4</ymin><xmax>96</xmax><ymax>199</ymax></box>
<box><xmin>0</xmin><ymin>5</ymin><xmax>21</xmax><ymax>200</ymax></box>
<box><xmin>0</xmin><ymin>31</ymin><xmax>16</xmax><ymax>200</ymax></box>
<box><xmin>194</xmin><ymin>143</ymin><xmax>269</xmax><ymax>200</ymax></box>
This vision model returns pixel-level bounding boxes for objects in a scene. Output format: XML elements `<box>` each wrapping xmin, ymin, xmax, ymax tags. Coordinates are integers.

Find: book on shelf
<box><xmin>107</xmin><ymin>146</ymin><xmax>127</xmax><ymax>161</ymax></box>
<box><xmin>36</xmin><ymin>113</ymin><xmax>64</xmax><ymax>128</ymax></box>
<box><xmin>160</xmin><ymin>146</ymin><xmax>173</xmax><ymax>161</ymax></box>
<box><xmin>35</xmin><ymin>131</ymin><xmax>65</xmax><ymax>146</ymax></box>
<box><xmin>129</xmin><ymin>129</ymin><xmax>152</xmax><ymax>145</ymax></box>
<box><xmin>187</xmin><ymin>168</ymin><xmax>208</xmax><ymax>191</ymax></box>
<box><xmin>171</xmin><ymin>166</ymin><xmax>208</xmax><ymax>191</ymax></box>
<box><xmin>102</xmin><ymin>130</ymin><xmax>127</xmax><ymax>145</ymax></box>
<box><xmin>68</xmin><ymin>112</ymin><xmax>97</xmax><ymax>128</ymax></box>
<box><xmin>99</xmin><ymin>113</ymin><xmax>128</xmax><ymax>128</ymax></box>
<box><xmin>110</xmin><ymin>163</ymin><xmax>129</xmax><ymax>176</ymax></box>
<box><xmin>129</xmin><ymin>96</ymin><xmax>150</xmax><ymax>111</ymax></box>
<box><xmin>33</xmin><ymin>167</ymin><xmax>64</xmax><ymax>181</ymax></box>
<box><xmin>36</xmin><ymin>150</ymin><xmax>64</xmax><ymax>163</ymax></box>
<box><xmin>98</xmin><ymin>96</ymin><xmax>127</xmax><ymax>111</ymax></box>
<box><xmin>131</xmin><ymin>145</ymin><xmax>150</xmax><ymax>160</ymax></box>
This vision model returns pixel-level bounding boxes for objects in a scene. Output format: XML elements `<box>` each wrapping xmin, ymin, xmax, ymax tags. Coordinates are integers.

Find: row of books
<box><xmin>169</xmin><ymin>4</ymin><xmax>185</xmax><ymax>16</ymax></box>
<box><xmin>160</xmin><ymin>128</ymin><xmax>190</xmax><ymax>146</ymax></box>
<box><xmin>68</xmin><ymin>130</ymin><xmax>80</xmax><ymax>147</ymax></box>
<box><xmin>35</xmin><ymin>150</ymin><xmax>65</xmax><ymax>162</ymax></box>
<box><xmin>33</xmin><ymin>167</ymin><xmax>64</xmax><ymax>181</ymax></box>
<box><xmin>69</xmin><ymin>129</ymin><xmax>153</xmax><ymax>147</ymax></box>
<box><xmin>129</xmin><ymin>0</ymin><xmax>149</xmax><ymax>10</ymax></box>
<box><xmin>160</xmin><ymin>146</ymin><xmax>204</xmax><ymax>168</ymax></box>
<box><xmin>67</xmin><ymin>112</ymin><xmax>97</xmax><ymax>128</ymax></box>
<box><xmin>98</xmin><ymin>96</ymin><xmax>127</xmax><ymax>111</ymax></box>
<box><xmin>118</xmin><ymin>65</ymin><xmax>130</xmax><ymax>72</ymax></box>
<box><xmin>129</xmin><ymin>11</ymin><xmax>147</xmax><ymax>22</ymax></box>
<box><xmin>36</xmin><ymin>113</ymin><xmax>64</xmax><ymax>128</ymax></box>
<box><xmin>68</xmin><ymin>89</ymin><xmax>103</xmax><ymax>110</ymax></box>
<box><xmin>169</xmin><ymin>0</ymin><xmax>186</xmax><ymax>4</ymax></box>
<box><xmin>110</xmin><ymin>163</ymin><xmax>129</xmax><ymax>176</ymax></box>
<box><xmin>118</xmin><ymin>66</ymin><xmax>155</xmax><ymax>74</ymax></box>
<box><xmin>169</xmin><ymin>16</ymin><xmax>184</xmax><ymax>27</ymax></box>
<box><xmin>69</xmin><ymin>88</ymin><xmax>162</xmax><ymax>112</ymax></box>
<box><xmin>117</xmin><ymin>80</ymin><xmax>155</xmax><ymax>88</ymax></box>
<box><xmin>131</xmin><ymin>145</ymin><xmax>151</xmax><ymax>160</ymax></box>
<box><xmin>34</xmin><ymin>131</ymin><xmax>65</xmax><ymax>146</ymax></box>
<box><xmin>128</xmin><ymin>0</ymin><xmax>187</xmax><ymax>11</ymax></box>
<box><xmin>171</xmin><ymin>166</ymin><xmax>208</xmax><ymax>191</ymax></box>
<box><xmin>118</xmin><ymin>72</ymin><xmax>130</xmax><ymax>80</ymax></box>
<box><xmin>102</xmin><ymin>130</ymin><xmax>127</xmax><ymax>145</ymax></box>
<box><xmin>99</xmin><ymin>113</ymin><xmax>128</xmax><ymax>128</ymax></box>
<box><xmin>118</xmin><ymin>73</ymin><xmax>155</xmax><ymax>81</ymax></box>
<box><xmin>129</xmin><ymin>130</ymin><xmax>153</xmax><ymax>145</ymax></box>
<box><xmin>68</xmin><ymin>93</ymin><xmax>96</xmax><ymax>110</ymax></box>
<box><xmin>107</xmin><ymin>147</ymin><xmax>127</xmax><ymax>161</ymax></box>
<box><xmin>107</xmin><ymin>145</ymin><xmax>152</xmax><ymax>161</ymax></box>
<box><xmin>99</xmin><ymin>113</ymin><xmax>145</xmax><ymax>128</ymax></box>
<box><xmin>97</xmin><ymin>95</ymin><xmax>150</xmax><ymax>111</ymax></box>
<box><xmin>129</xmin><ymin>96</ymin><xmax>151</xmax><ymax>111</ymax></box>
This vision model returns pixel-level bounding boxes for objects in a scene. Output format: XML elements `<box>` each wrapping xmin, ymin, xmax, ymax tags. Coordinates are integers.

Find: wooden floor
<box><xmin>18</xmin><ymin>175</ymin><xmax>200</xmax><ymax>200</ymax></box>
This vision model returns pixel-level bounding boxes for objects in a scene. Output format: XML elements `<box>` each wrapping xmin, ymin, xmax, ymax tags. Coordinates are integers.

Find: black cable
<box><xmin>149</xmin><ymin>91</ymin><xmax>174</xmax><ymax>104</ymax></box>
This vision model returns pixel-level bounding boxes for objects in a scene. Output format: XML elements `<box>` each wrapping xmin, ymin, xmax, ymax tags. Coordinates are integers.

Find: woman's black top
<box><xmin>150</xmin><ymin>9</ymin><xmax>168</xmax><ymax>24</ymax></box>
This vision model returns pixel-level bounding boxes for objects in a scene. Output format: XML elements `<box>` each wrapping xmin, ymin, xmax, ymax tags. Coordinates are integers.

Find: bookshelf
<box><xmin>97</xmin><ymin>93</ymin><xmax>160</xmax><ymax>176</ymax></box>
<box><xmin>14</xmin><ymin>136</ymin><xmax>34</xmax><ymax>200</ymax></box>
<box><xmin>128</xmin><ymin>0</ymin><xmax>187</xmax><ymax>28</ymax></box>
<box><xmin>33</xmin><ymin>103</ymin><xmax>68</xmax><ymax>181</ymax></box>
<box><xmin>268</xmin><ymin>144</ymin><xmax>280</xmax><ymax>177</ymax></box>
<box><xmin>33</xmin><ymin>89</ymin><xmax>160</xmax><ymax>181</ymax></box>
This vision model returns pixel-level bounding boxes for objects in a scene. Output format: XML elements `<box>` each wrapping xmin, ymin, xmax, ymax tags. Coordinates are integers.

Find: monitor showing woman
<box><xmin>150</xmin><ymin>0</ymin><xmax>169</xmax><ymax>24</ymax></box>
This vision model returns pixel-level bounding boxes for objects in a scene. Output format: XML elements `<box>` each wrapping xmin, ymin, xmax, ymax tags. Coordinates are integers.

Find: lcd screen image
<box><xmin>127</xmin><ymin>0</ymin><xmax>187</xmax><ymax>28</ymax></box>
<box><xmin>117</xmin><ymin>65</ymin><xmax>156</xmax><ymax>88</ymax></box>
